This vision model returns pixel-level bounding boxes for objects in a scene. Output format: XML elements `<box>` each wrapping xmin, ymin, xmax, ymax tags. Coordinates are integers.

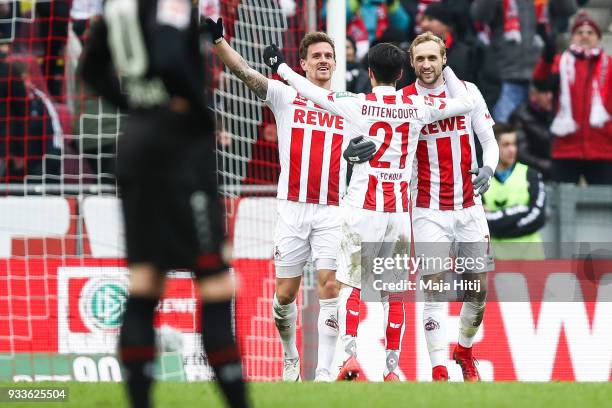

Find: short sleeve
<box><xmin>467</xmin><ymin>82</ymin><xmax>495</xmax><ymax>135</ymax></box>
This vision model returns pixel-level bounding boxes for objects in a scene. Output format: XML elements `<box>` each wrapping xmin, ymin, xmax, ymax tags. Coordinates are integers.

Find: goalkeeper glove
<box><xmin>263</xmin><ymin>44</ymin><xmax>285</xmax><ymax>73</ymax></box>
<box><xmin>469</xmin><ymin>166</ymin><xmax>493</xmax><ymax>196</ymax></box>
<box><xmin>204</xmin><ymin>17</ymin><xmax>224</xmax><ymax>44</ymax></box>
<box><xmin>343</xmin><ymin>136</ymin><xmax>376</xmax><ymax>164</ymax></box>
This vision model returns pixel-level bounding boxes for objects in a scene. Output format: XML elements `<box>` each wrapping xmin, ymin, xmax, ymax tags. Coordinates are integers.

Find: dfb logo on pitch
<box><xmin>58</xmin><ymin>267</ymin><xmax>130</xmax><ymax>353</ymax></box>
<box><xmin>79</xmin><ymin>278</ymin><xmax>128</xmax><ymax>332</ymax></box>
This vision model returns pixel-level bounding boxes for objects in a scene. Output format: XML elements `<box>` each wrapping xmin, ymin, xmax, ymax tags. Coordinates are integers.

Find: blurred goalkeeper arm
<box><xmin>205</xmin><ymin>18</ymin><xmax>268</xmax><ymax>100</ymax></box>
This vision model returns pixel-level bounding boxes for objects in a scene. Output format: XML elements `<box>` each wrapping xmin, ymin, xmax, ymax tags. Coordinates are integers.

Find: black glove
<box><xmin>204</xmin><ymin>17</ymin><xmax>224</xmax><ymax>44</ymax></box>
<box><xmin>469</xmin><ymin>166</ymin><xmax>493</xmax><ymax>196</ymax></box>
<box><xmin>343</xmin><ymin>136</ymin><xmax>377</xmax><ymax>164</ymax></box>
<box><xmin>263</xmin><ymin>44</ymin><xmax>285</xmax><ymax>73</ymax></box>
<box><xmin>537</xmin><ymin>23</ymin><xmax>556</xmax><ymax>63</ymax></box>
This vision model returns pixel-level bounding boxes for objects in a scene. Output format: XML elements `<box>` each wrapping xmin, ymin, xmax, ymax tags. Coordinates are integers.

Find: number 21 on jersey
<box><xmin>369</xmin><ymin>122</ymin><xmax>410</xmax><ymax>169</ymax></box>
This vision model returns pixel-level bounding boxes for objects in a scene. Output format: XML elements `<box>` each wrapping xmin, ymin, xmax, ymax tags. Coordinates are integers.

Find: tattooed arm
<box><xmin>214</xmin><ymin>39</ymin><xmax>268</xmax><ymax>100</ymax></box>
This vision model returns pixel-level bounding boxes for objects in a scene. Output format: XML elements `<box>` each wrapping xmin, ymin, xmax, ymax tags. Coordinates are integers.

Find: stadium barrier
<box><xmin>0</xmin><ymin>187</ymin><xmax>611</xmax><ymax>382</ymax></box>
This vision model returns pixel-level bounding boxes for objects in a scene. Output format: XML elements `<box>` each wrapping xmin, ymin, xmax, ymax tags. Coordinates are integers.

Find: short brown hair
<box><xmin>299</xmin><ymin>32</ymin><xmax>336</xmax><ymax>60</ymax></box>
<box><xmin>409</xmin><ymin>31</ymin><xmax>446</xmax><ymax>61</ymax></box>
<box><xmin>493</xmin><ymin>123</ymin><xmax>516</xmax><ymax>141</ymax></box>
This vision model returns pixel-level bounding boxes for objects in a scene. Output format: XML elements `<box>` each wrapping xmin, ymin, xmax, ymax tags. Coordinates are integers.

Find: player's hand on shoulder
<box><xmin>263</xmin><ymin>44</ymin><xmax>285</xmax><ymax>73</ymax></box>
<box><xmin>203</xmin><ymin>17</ymin><xmax>224</xmax><ymax>44</ymax></box>
<box><xmin>469</xmin><ymin>166</ymin><xmax>494</xmax><ymax>196</ymax></box>
<box><xmin>343</xmin><ymin>136</ymin><xmax>376</xmax><ymax>164</ymax></box>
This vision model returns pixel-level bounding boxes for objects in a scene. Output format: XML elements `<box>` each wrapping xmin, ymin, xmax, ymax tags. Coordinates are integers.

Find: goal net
<box><xmin>0</xmin><ymin>0</ymin><xmax>322</xmax><ymax>383</ymax></box>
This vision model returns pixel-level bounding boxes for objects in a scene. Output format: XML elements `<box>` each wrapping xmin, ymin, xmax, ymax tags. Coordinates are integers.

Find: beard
<box><xmin>416</xmin><ymin>66</ymin><xmax>442</xmax><ymax>85</ymax></box>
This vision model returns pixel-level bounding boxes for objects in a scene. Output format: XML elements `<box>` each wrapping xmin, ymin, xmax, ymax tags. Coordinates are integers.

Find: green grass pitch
<box><xmin>1</xmin><ymin>381</ymin><xmax>611</xmax><ymax>408</ymax></box>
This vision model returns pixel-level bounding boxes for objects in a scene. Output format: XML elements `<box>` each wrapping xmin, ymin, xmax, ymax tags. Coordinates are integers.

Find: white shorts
<box><xmin>273</xmin><ymin>200</ymin><xmax>341</xmax><ymax>278</ymax></box>
<box><xmin>412</xmin><ymin>205</ymin><xmax>494</xmax><ymax>276</ymax></box>
<box><xmin>336</xmin><ymin>206</ymin><xmax>412</xmax><ymax>289</ymax></box>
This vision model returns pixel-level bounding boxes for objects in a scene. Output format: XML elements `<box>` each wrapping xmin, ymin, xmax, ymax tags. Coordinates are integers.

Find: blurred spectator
<box><xmin>409</xmin><ymin>0</ymin><xmax>439</xmax><ymax>35</ymax></box>
<box><xmin>343</xmin><ymin>0</ymin><xmax>411</xmax><ymax>44</ymax></box>
<box><xmin>483</xmin><ymin>123</ymin><xmax>546</xmax><ymax>259</ymax></box>
<box><xmin>406</xmin><ymin>0</ymin><xmax>473</xmax><ymax>39</ymax></box>
<box><xmin>1</xmin><ymin>56</ymin><xmax>63</xmax><ymax>182</ymax></box>
<box><xmin>347</xmin><ymin>12</ymin><xmax>371</xmax><ymax>61</ymax></box>
<box><xmin>549</xmin><ymin>0</ymin><xmax>581</xmax><ymax>33</ymax></box>
<box><xmin>0</xmin><ymin>44</ymin><xmax>27</xmax><ymax>180</ymax></box>
<box><xmin>0</xmin><ymin>1</ymin><xmax>17</xmax><ymax>42</ymax></box>
<box><xmin>471</xmin><ymin>0</ymin><xmax>572</xmax><ymax>123</ymax></box>
<box><xmin>509</xmin><ymin>85</ymin><xmax>555</xmax><ymax>179</ymax></box>
<box><xmin>533</xmin><ymin>11</ymin><xmax>612</xmax><ymax>184</ymax></box>
<box><xmin>37</xmin><ymin>0</ymin><xmax>72</xmax><ymax>101</ymax></box>
<box><xmin>345</xmin><ymin>36</ymin><xmax>371</xmax><ymax>93</ymax></box>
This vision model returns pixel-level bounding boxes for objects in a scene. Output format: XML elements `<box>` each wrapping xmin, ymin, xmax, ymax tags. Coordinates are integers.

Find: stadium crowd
<box><xmin>336</xmin><ymin>0</ymin><xmax>612</xmax><ymax>185</ymax></box>
<box><xmin>0</xmin><ymin>0</ymin><xmax>610</xmax><ymax>187</ymax></box>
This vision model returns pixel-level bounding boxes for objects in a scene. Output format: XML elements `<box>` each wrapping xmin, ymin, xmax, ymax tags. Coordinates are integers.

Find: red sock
<box><xmin>345</xmin><ymin>288</ymin><xmax>361</xmax><ymax>337</ymax></box>
<box><xmin>386</xmin><ymin>301</ymin><xmax>404</xmax><ymax>350</ymax></box>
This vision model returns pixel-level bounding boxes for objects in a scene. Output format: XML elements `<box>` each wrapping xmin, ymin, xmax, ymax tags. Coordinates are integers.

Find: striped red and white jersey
<box><xmin>341</xmin><ymin>88</ymin><xmax>468</xmax><ymax>212</ymax></box>
<box><xmin>265</xmin><ymin>79</ymin><xmax>348</xmax><ymax>206</ymax></box>
<box><xmin>277</xmin><ymin>64</ymin><xmax>475</xmax><ymax>212</ymax></box>
<box><xmin>401</xmin><ymin>81</ymin><xmax>495</xmax><ymax>211</ymax></box>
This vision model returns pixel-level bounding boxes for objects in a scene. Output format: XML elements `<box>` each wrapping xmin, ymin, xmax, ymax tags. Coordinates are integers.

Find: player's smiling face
<box><xmin>411</xmin><ymin>41</ymin><xmax>446</xmax><ymax>86</ymax></box>
<box><xmin>300</xmin><ymin>42</ymin><xmax>336</xmax><ymax>85</ymax></box>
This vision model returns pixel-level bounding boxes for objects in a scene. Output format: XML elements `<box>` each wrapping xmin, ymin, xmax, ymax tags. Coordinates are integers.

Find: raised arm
<box><xmin>205</xmin><ymin>18</ymin><xmax>268</xmax><ymax>100</ymax></box>
<box><xmin>264</xmin><ymin>45</ymin><xmax>359</xmax><ymax>120</ymax></box>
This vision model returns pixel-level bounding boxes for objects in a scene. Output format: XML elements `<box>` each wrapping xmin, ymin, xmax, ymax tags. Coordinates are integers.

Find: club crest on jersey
<box><xmin>293</xmin><ymin>94</ymin><xmax>308</xmax><ymax>106</ymax></box>
<box><xmin>424</xmin><ymin>317</ymin><xmax>440</xmax><ymax>331</ymax></box>
<box><xmin>325</xmin><ymin>315</ymin><xmax>339</xmax><ymax>330</ymax></box>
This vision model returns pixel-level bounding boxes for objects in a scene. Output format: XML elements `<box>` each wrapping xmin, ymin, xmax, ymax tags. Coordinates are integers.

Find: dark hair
<box><xmin>493</xmin><ymin>123</ymin><xmax>516</xmax><ymax>141</ymax></box>
<box><xmin>367</xmin><ymin>43</ymin><xmax>406</xmax><ymax>84</ymax></box>
<box><xmin>299</xmin><ymin>32</ymin><xmax>336</xmax><ymax>61</ymax></box>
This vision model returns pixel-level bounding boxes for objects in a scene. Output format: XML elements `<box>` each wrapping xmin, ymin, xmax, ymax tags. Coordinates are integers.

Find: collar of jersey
<box><xmin>372</xmin><ymin>85</ymin><xmax>397</xmax><ymax>94</ymax></box>
<box><xmin>415</xmin><ymin>81</ymin><xmax>446</xmax><ymax>97</ymax></box>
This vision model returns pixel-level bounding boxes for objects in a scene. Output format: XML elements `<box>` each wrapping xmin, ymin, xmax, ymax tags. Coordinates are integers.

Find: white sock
<box><xmin>458</xmin><ymin>300</ymin><xmax>486</xmax><ymax>348</ymax></box>
<box><xmin>423</xmin><ymin>301</ymin><xmax>446</xmax><ymax>368</ymax></box>
<box><xmin>272</xmin><ymin>293</ymin><xmax>298</xmax><ymax>359</ymax></box>
<box><xmin>316</xmin><ymin>297</ymin><xmax>339</xmax><ymax>375</ymax></box>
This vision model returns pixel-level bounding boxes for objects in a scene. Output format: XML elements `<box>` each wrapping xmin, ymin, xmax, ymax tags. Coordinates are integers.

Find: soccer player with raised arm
<box><xmin>401</xmin><ymin>32</ymin><xmax>499</xmax><ymax>382</ymax></box>
<box><xmin>264</xmin><ymin>42</ymin><xmax>474</xmax><ymax>381</ymax></box>
<box><xmin>204</xmin><ymin>18</ymin><xmax>375</xmax><ymax>381</ymax></box>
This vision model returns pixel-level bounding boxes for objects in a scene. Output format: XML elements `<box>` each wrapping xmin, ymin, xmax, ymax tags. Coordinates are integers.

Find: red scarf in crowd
<box><xmin>551</xmin><ymin>45</ymin><xmax>611</xmax><ymax>136</ymax></box>
<box><xmin>503</xmin><ymin>0</ymin><xmax>549</xmax><ymax>43</ymax></box>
